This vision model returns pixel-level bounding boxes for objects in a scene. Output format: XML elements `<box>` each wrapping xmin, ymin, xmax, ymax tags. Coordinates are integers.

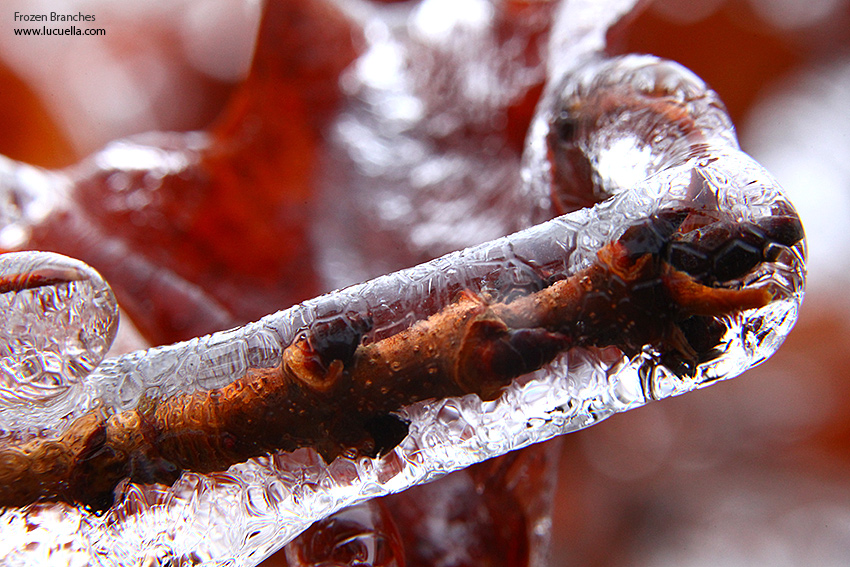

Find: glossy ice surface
<box><xmin>0</xmin><ymin>251</ymin><xmax>117</xmax><ymax>428</ymax></box>
<box><xmin>0</xmin><ymin>157</ymin><xmax>804</xmax><ymax>566</ymax></box>
<box><xmin>0</xmin><ymin>0</ymin><xmax>806</xmax><ymax>566</ymax></box>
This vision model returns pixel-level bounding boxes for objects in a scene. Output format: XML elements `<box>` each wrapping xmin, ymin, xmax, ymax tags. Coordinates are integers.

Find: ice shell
<box><xmin>0</xmin><ymin>251</ymin><xmax>118</xmax><ymax>407</ymax></box>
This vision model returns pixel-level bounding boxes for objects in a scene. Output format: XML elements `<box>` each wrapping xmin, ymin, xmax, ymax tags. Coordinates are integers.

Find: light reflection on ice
<box><xmin>411</xmin><ymin>0</ymin><xmax>494</xmax><ymax>43</ymax></box>
<box><xmin>0</xmin><ymin>1</ymin><xmax>809</xmax><ymax>566</ymax></box>
<box><xmin>595</xmin><ymin>136</ymin><xmax>656</xmax><ymax>194</ymax></box>
<box><xmin>92</xmin><ymin>136</ymin><xmax>205</xmax><ymax>175</ymax></box>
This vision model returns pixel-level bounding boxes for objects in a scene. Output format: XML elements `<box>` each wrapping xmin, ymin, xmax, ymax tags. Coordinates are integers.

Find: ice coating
<box><xmin>521</xmin><ymin>54</ymin><xmax>742</xmax><ymax>224</ymax></box>
<box><xmin>0</xmin><ymin>251</ymin><xmax>118</xmax><ymax>427</ymax></box>
<box><xmin>283</xmin><ymin>500</ymin><xmax>404</xmax><ymax>567</ymax></box>
<box><xmin>0</xmin><ymin>156</ymin><xmax>68</xmax><ymax>251</ymax></box>
<box><xmin>0</xmin><ymin>4</ymin><xmax>808</xmax><ymax>567</ymax></box>
<box><xmin>316</xmin><ymin>0</ymin><xmax>560</xmax><ymax>288</ymax></box>
<box><xmin>0</xmin><ymin>152</ymin><xmax>805</xmax><ymax>565</ymax></box>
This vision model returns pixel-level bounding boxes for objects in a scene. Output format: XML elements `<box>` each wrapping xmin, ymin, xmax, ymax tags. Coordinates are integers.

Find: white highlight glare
<box><xmin>95</xmin><ymin>141</ymin><xmax>193</xmax><ymax>174</ymax></box>
<box><xmin>411</xmin><ymin>0</ymin><xmax>494</xmax><ymax>42</ymax></box>
<box><xmin>596</xmin><ymin>137</ymin><xmax>655</xmax><ymax>193</ymax></box>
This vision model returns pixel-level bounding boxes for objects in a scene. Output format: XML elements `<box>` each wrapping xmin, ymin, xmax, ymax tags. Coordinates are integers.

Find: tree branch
<box><xmin>0</xmin><ymin>205</ymin><xmax>802</xmax><ymax>511</ymax></box>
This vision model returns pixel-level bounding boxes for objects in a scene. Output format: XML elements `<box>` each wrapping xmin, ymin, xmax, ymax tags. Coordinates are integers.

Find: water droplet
<box><xmin>0</xmin><ymin>251</ymin><xmax>118</xmax><ymax>405</ymax></box>
<box><xmin>286</xmin><ymin>501</ymin><xmax>404</xmax><ymax>567</ymax></box>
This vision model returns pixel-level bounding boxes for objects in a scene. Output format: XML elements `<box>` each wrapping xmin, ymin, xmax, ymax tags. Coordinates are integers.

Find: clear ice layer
<box><xmin>0</xmin><ymin>1</ymin><xmax>806</xmax><ymax>566</ymax></box>
<box><xmin>0</xmin><ymin>152</ymin><xmax>805</xmax><ymax>566</ymax></box>
<box><xmin>0</xmin><ymin>252</ymin><xmax>118</xmax><ymax>428</ymax></box>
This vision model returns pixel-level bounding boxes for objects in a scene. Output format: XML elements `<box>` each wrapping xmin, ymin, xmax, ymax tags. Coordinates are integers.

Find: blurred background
<box><xmin>1</xmin><ymin>0</ymin><xmax>849</xmax><ymax>565</ymax></box>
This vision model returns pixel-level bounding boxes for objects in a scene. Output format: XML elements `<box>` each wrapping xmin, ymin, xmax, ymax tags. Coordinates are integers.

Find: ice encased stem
<box><xmin>1</xmin><ymin>151</ymin><xmax>804</xmax><ymax>567</ymax></box>
<box><xmin>0</xmin><ymin>3</ymin><xmax>806</xmax><ymax>567</ymax></box>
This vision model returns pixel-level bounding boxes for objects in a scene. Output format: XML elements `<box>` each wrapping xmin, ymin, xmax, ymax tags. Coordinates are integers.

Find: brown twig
<box><xmin>0</xmin><ymin>207</ymin><xmax>802</xmax><ymax>511</ymax></box>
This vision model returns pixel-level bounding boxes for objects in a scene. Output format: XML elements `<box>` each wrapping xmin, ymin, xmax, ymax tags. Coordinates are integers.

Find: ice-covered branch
<box><xmin>0</xmin><ymin>1</ymin><xmax>805</xmax><ymax>566</ymax></box>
